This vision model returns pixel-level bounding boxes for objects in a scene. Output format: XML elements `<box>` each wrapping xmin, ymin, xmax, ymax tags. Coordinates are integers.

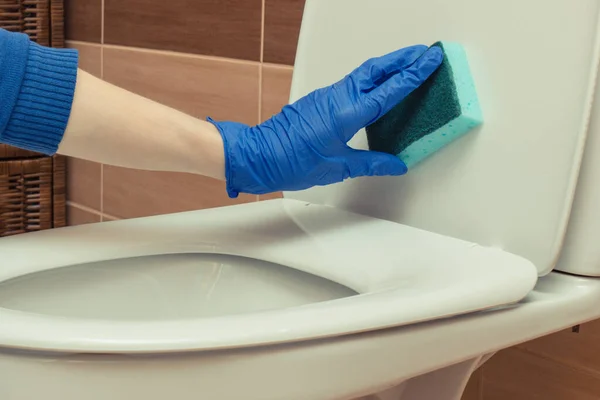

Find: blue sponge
<box><xmin>366</xmin><ymin>41</ymin><xmax>483</xmax><ymax>169</ymax></box>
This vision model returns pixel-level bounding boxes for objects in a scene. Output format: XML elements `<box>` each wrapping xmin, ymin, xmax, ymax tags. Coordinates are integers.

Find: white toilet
<box><xmin>3</xmin><ymin>0</ymin><xmax>600</xmax><ymax>399</ymax></box>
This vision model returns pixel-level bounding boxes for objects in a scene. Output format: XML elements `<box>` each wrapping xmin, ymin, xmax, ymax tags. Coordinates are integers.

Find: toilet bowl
<box><xmin>4</xmin><ymin>0</ymin><xmax>600</xmax><ymax>399</ymax></box>
<box><xmin>0</xmin><ymin>200</ymin><xmax>537</xmax><ymax>354</ymax></box>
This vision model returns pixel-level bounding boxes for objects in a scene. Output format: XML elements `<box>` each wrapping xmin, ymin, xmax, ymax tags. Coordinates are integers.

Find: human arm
<box><xmin>59</xmin><ymin>70</ymin><xmax>226</xmax><ymax>180</ymax></box>
<box><xmin>0</xmin><ymin>28</ymin><xmax>442</xmax><ymax>197</ymax></box>
<box><xmin>0</xmin><ymin>28</ymin><xmax>224</xmax><ymax>180</ymax></box>
<box><xmin>61</xmin><ymin>45</ymin><xmax>444</xmax><ymax>192</ymax></box>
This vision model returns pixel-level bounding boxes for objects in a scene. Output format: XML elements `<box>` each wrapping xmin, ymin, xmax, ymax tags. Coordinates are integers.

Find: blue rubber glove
<box><xmin>209</xmin><ymin>45</ymin><xmax>443</xmax><ymax>198</ymax></box>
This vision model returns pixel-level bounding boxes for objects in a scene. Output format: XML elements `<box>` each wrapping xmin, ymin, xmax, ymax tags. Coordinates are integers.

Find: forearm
<box><xmin>0</xmin><ymin>28</ymin><xmax>225</xmax><ymax>181</ymax></box>
<box><xmin>58</xmin><ymin>69</ymin><xmax>226</xmax><ymax>180</ymax></box>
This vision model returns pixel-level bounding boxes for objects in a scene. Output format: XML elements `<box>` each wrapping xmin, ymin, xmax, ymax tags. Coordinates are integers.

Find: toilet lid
<box><xmin>0</xmin><ymin>199</ymin><xmax>537</xmax><ymax>353</ymax></box>
<box><xmin>285</xmin><ymin>0</ymin><xmax>600</xmax><ymax>276</ymax></box>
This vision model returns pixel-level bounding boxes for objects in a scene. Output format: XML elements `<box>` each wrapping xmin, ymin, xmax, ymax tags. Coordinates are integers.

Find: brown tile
<box><xmin>67</xmin><ymin>205</ymin><xmax>101</xmax><ymax>226</ymax></box>
<box><xmin>104</xmin><ymin>0</ymin><xmax>261</xmax><ymax>61</ymax></box>
<box><xmin>103</xmin><ymin>166</ymin><xmax>256</xmax><ymax>219</ymax></box>
<box><xmin>264</xmin><ymin>0</ymin><xmax>306</xmax><ymax>65</ymax></box>
<box><xmin>482</xmin><ymin>348</ymin><xmax>600</xmax><ymax>400</ymax></box>
<box><xmin>67</xmin><ymin>157</ymin><xmax>102</xmax><ymax>210</ymax></box>
<box><xmin>66</xmin><ymin>41</ymin><xmax>102</xmax><ymax>78</ymax></box>
<box><xmin>518</xmin><ymin>320</ymin><xmax>600</xmax><ymax>376</ymax></box>
<box><xmin>103</xmin><ymin>47</ymin><xmax>260</xmax><ymax>125</ymax></box>
<box><xmin>259</xmin><ymin>192</ymin><xmax>283</xmax><ymax>201</ymax></box>
<box><xmin>462</xmin><ymin>368</ymin><xmax>481</xmax><ymax>400</ymax></box>
<box><xmin>261</xmin><ymin>64</ymin><xmax>293</xmax><ymax>122</ymax></box>
<box><xmin>64</xmin><ymin>0</ymin><xmax>102</xmax><ymax>42</ymax></box>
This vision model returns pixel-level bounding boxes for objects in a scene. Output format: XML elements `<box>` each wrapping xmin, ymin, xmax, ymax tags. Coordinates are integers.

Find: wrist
<box><xmin>198</xmin><ymin>119</ymin><xmax>227</xmax><ymax>180</ymax></box>
<box><xmin>207</xmin><ymin>118</ymin><xmax>255</xmax><ymax>198</ymax></box>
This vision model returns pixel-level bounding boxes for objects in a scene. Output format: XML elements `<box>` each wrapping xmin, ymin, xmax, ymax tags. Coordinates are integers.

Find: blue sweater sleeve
<box><xmin>0</xmin><ymin>28</ymin><xmax>78</xmax><ymax>155</ymax></box>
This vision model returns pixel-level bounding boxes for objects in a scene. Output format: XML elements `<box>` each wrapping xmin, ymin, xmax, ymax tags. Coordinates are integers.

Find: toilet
<box><xmin>3</xmin><ymin>0</ymin><xmax>600</xmax><ymax>399</ymax></box>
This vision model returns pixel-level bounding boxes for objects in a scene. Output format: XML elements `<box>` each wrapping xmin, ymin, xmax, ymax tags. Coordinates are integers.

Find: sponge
<box><xmin>365</xmin><ymin>41</ymin><xmax>482</xmax><ymax>169</ymax></box>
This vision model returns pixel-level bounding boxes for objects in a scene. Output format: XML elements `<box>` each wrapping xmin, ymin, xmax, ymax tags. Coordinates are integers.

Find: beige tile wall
<box><xmin>64</xmin><ymin>0</ymin><xmax>600</xmax><ymax>398</ymax></box>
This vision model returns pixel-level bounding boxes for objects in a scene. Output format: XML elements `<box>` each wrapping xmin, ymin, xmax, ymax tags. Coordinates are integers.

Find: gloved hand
<box><xmin>209</xmin><ymin>45</ymin><xmax>443</xmax><ymax>198</ymax></box>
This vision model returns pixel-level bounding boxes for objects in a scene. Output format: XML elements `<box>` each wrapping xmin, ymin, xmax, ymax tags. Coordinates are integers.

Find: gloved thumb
<box><xmin>345</xmin><ymin>149</ymin><xmax>408</xmax><ymax>178</ymax></box>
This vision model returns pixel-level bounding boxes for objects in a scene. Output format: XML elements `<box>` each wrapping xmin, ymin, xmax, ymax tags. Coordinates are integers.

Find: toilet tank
<box><xmin>554</xmin><ymin>68</ymin><xmax>600</xmax><ymax>277</ymax></box>
<box><xmin>283</xmin><ymin>0</ymin><xmax>600</xmax><ymax>276</ymax></box>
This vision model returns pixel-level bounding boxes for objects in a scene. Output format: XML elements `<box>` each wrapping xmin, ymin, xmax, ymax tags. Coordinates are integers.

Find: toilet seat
<box><xmin>0</xmin><ymin>199</ymin><xmax>536</xmax><ymax>353</ymax></box>
<box><xmin>287</xmin><ymin>0</ymin><xmax>600</xmax><ymax>277</ymax></box>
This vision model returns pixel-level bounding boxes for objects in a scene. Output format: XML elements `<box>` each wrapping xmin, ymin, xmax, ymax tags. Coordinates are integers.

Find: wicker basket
<box><xmin>0</xmin><ymin>0</ymin><xmax>67</xmax><ymax>236</ymax></box>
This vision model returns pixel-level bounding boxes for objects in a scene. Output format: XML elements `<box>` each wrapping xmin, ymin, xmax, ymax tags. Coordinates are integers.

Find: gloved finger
<box><xmin>344</xmin><ymin>149</ymin><xmax>408</xmax><ymax>178</ymax></box>
<box><xmin>365</xmin><ymin>46</ymin><xmax>443</xmax><ymax>123</ymax></box>
<box><xmin>351</xmin><ymin>45</ymin><xmax>429</xmax><ymax>91</ymax></box>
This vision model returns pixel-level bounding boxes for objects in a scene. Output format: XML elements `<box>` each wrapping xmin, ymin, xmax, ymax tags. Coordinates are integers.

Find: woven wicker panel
<box><xmin>24</xmin><ymin>0</ymin><xmax>49</xmax><ymax>46</ymax></box>
<box><xmin>0</xmin><ymin>158</ymin><xmax>53</xmax><ymax>236</ymax></box>
<box><xmin>0</xmin><ymin>0</ymin><xmax>64</xmax><ymax>159</ymax></box>
<box><xmin>0</xmin><ymin>0</ymin><xmax>22</xmax><ymax>32</ymax></box>
<box><xmin>52</xmin><ymin>154</ymin><xmax>66</xmax><ymax>228</ymax></box>
<box><xmin>49</xmin><ymin>0</ymin><xmax>63</xmax><ymax>48</ymax></box>
<box><xmin>0</xmin><ymin>0</ymin><xmax>50</xmax><ymax>45</ymax></box>
<box><xmin>0</xmin><ymin>145</ymin><xmax>39</xmax><ymax>160</ymax></box>
<box><xmin>0</xmin><ymin>0</ymin><xmax>67</xmax><ymax>234</ymax></box>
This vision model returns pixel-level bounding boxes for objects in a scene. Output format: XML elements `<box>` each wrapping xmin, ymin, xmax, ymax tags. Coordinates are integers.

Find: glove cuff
<box><xmin>207</xmin><ymin>117</ymin><xmax>244</xmax><ymax>198</ymax></box>
<box><xmin>208</xmin><ymin>117</ymin><xmax>280</xmax><ymax>198</ymax></box>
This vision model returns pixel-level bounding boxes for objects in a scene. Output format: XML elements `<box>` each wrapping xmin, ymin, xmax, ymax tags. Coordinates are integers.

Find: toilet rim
<box><xmin>0</xmin><ymin>268</ymin><xmax>530</xmax><ymax>354</ymax></box>
<box><xmin>0</xmin><ymin>200</ymin><xmax>538</xmax><ymax>353</ymax></box>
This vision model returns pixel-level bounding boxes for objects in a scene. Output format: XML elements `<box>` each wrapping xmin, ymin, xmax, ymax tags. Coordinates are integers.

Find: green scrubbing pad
<box><xmin>366</xmin><ymin>41</ymin><xmax>483</xmax><ymax>169</ymax></box>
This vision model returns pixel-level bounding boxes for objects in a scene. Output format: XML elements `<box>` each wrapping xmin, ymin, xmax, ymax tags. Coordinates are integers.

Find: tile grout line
<box><xmin>101</xmin><ymin>212</ymin><xmax>119</xmax><ymax>221</ymax></box>
<box><xmin>65</xmin><ymin>40</ymin><xmax>102</xmax><ymax>48</ymax></box>
<box><xmin>100</xmin><ymin>0</ymin><xmax>105</xmax><ymax>45</ymax></box>
<box><xmin>256</xmin><ymin>0</ymin><xmax>264</xmax><ymax>205</ymax></box>
<box><xmin>102</xmin><ymin>42</ymin><xmax>261</xmax><ymax>66</ymax></box>
<box><xmin>257</xmin><ymin>0</ymin><xmax>266</xmax><ymax>128</ymax></box>
<box><xmin>100</xmin><ymin>0</ymin><xmax>105</xmax><ymax>77</ymax></box>
<box><xmin>100</xmin><ymin>164</ymin><xmax>105</xmax><ymax>220</ymax></box>
<box><xmin>67</xmin><ymin>201</ymin><xmax>102</xmax><ymax>216</ymax></box>
<box><xmin>258</xmin><ymin>65</ymin><xmax>263</xmax><ymax>126</ymax></box>
<box><xmin>478</xmin><ymin>366</ymin><xmax>484</xmax><ymax>400</ymax></box>
<box><xmin>100</xmin><ymin>46</ymin><xmax>104</xmax><ymax>80</ymax></box>
<box><xmin>66</xmin><ymin>40</ymin><xmax>277</xmax><ymax>69</ymax></box>
<box><xmin>261</xmin><ymin>61</ymin><xmax>293</xmax><ymax>70</ymax></box>
<box><xmin>260</xmin><ymin>0</ymin><xmax>265</xmax><ymax>63</ymax></box>
<box><xmin>100</xmin><ymin>0</ymin><xmax>105</xmax><ymax>220</ymax></box>
<box><xmin>515</xmin><ymin>346</ymin><xmax>600</xmax><ymax>378</ymax></box>
<box><xmin>68</xmin><ymin>202</ymin><xmax>120</xmax><ymax>222</ymax></box>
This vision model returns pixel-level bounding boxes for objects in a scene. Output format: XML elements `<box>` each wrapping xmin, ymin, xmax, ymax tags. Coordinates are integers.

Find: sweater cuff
<box><xmin>2</xmin><ymin>39</ymin><xmax>78</xmax><ymax>155</ymax></box>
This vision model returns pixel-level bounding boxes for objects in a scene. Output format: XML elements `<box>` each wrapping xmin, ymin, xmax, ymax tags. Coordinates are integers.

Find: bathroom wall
<box><xmin>63</xmin><ymin>0</ymin><xmax>300</xmax><ymax>224</ymax></box>
<box><xmin>63</xmin><ymin>1</ymin><xmax>600</xmax><ymax>399</ymax></box>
